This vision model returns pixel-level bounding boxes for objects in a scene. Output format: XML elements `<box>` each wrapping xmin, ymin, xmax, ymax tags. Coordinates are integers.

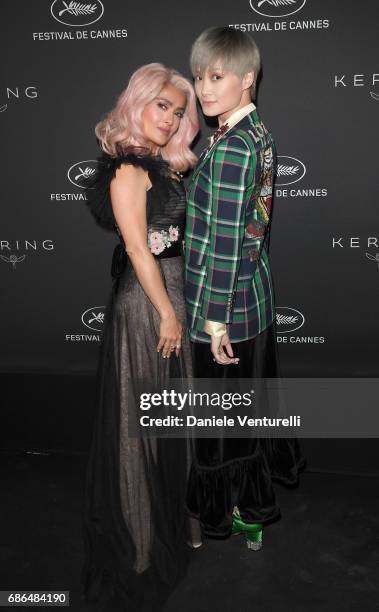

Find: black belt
<box><xmin>154</xmin><ymin>242</ymin><xmax>182</xmax><ymax>259</ymax></box>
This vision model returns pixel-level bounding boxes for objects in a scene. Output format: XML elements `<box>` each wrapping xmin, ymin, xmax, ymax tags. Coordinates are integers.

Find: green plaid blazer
<box><xmin>184</xmin><ymin>108</ymin><xmax>276</xmax><ymax>343</ymax></box>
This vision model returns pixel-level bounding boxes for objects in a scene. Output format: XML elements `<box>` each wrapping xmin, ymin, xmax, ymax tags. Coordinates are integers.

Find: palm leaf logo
<box><xmin>366</xmin><ymin>252</ymin><xmax>379</xmax><ymax>272</ymax></box>
<box><xmin>82</xmin><ymin>306</ymin><xmax>106</xmax><ymax>331</ymax></box>
<box><xmin>370</xmin><ymin>91</ymin><xmax>379</xmax><ymax>101</ymax></box>
<box><xmin>0</xmin><ymin>104</ymin><xmax>7</xmax><ymax>113</ymax></box>
<box><xmin>258</xmin><ymin>0</ymin><xmax>296</xmax><ymax>7</ymax></box>
<box><xmin>67</xmin><ymin>160</ymin><xmax>98</xmax><ymax>188</ymax></box>
<box><xmin>58</xmin><ymin>1</ymin><xmax>97</xmax><ymax>16</ymax></box>
<box><xmin>74</xmin><ymin>166</ymin><xmax>96</xmax><ymax>181</ymax></box>
<box><xmin>276</xmin><ymin>314</ymin><xmax>299</xmax><ymax>325</ymax></box>
<box><xmin>277</xmin><ymin>164</ymin><xmax>299</xmax><ymax>176</ymax></box>
<box><xmin>366</xmin><ymin>253</ymin><xmax>379</xmax><ymax>261</ymax></box>
<box><xmin>88</xmin><ymin>312</ymin><xmax>104</xmax><ymax>324</ymax></box>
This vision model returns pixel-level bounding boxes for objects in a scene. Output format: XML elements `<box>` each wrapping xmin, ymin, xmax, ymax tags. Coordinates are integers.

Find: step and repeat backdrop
<box><xmin>1</xmin><ymin>0</ymin><xmax>378</xmax><ymax>376</ymax></box>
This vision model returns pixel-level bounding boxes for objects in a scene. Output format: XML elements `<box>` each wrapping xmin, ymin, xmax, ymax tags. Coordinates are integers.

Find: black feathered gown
<box><xmin>81</xmin><ymin>153</ymin><xmax>193</xmax><ymax>611</ymax></box>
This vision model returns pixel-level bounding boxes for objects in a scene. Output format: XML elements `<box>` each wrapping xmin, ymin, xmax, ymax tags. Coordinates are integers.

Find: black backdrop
<box><xmin>1</xmin><ymin>1</ymin><xmax>378</xmax><ymax>380</ymax></box>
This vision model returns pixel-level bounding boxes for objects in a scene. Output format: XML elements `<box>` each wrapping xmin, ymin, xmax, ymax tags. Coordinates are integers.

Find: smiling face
<box><xmin>193</xmin><ymin>63</ymin><xmax>253</xmax><ymax>124</ymax></box>
<box><xmin>141</xmin><ymin>82</ymin><xmax>187</xmax><ymax>150</ymax></box>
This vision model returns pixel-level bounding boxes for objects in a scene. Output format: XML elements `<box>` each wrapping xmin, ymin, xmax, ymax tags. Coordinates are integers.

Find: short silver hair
<box><xmin>190</xmin><ymin>26</ymin><xmax>261</xmax><ymax>97</ymax></box>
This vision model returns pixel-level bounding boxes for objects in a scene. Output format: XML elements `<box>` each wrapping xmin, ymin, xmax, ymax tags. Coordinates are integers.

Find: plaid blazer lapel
<box><xmin>188</xmin><ymin>138</ymin><xmax>224</xmax><ymax>191</ymax></box>
<box><xmin>188</xmin><ymin>145</ymin><xmax>211</xmax><ymax>187</ymax></box>
<box><xmin>189</xmin><ymin>112</ymin><xmax>258</xmax><ymax>187</ymax></box>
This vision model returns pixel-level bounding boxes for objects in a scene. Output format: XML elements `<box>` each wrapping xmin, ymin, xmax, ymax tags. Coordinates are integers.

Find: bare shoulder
<box><xmin>111</xmin><ymin>163</ymin><xmax>150</xmax><ymax>191</ymax></box>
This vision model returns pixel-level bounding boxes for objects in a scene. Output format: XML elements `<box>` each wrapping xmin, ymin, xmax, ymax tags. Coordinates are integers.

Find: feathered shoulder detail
<box><xmin>85</xmin><ymin>151</ymin><xmax>170</xmax><ymax>231</ymax></box>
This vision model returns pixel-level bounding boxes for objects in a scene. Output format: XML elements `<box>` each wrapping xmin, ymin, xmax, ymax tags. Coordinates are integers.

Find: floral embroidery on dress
<box><xmin>147</xmin><ymin>225</ymin><xmax>180</xmax><ymax>255</ymax></box>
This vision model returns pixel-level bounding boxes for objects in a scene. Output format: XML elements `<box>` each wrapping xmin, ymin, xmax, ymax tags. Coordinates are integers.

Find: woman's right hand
<box><xmin>157</xmin><ymin>312</ymin><xmax>182</xmax><ymax>358</ymax></box>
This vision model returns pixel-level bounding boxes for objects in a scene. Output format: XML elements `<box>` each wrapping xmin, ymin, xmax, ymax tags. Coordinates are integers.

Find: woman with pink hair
<box><xmin>81</xmin><ymin>63</ymin><xmax>199</xmax><ymax>610</ymax></box>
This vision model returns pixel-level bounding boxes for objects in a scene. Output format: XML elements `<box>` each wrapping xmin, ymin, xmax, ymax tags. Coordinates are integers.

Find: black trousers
<box><xmin>186</xmin><ymin>324</ymin><xmax>306</xmax><ymax>538</ymax></box>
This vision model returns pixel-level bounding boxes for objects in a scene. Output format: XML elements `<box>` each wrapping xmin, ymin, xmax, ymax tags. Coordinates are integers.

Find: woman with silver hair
<box><xmin>185</xmin><ymin>26</ymin><xmax>305</xmax><ymax>550</ymax></box>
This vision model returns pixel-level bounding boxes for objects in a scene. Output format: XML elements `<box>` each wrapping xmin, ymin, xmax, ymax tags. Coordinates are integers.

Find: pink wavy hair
<box><xmin>95</xmin><ymin>63</ymin><xmax>199</xmax><ymax>172</ymax></box>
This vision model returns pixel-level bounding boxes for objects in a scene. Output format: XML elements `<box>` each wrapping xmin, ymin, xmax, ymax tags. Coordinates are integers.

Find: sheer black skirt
<box><xmin>81</xmin><ymin>256</ymin><xmax>192</xmax><ymax>611</ymax></box>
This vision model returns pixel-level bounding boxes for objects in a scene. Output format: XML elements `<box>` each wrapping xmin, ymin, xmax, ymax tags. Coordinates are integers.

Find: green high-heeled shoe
<box><xmin>232</xmin><ymin>507</ymin><xmax>263</xmax><ymax>551</ymax></box>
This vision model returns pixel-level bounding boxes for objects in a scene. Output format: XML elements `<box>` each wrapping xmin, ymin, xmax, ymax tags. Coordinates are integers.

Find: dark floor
<box><xmin>1</xmin><ymin>452</ymin><xmax>379</xmax><ymax>612</ymax></box>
